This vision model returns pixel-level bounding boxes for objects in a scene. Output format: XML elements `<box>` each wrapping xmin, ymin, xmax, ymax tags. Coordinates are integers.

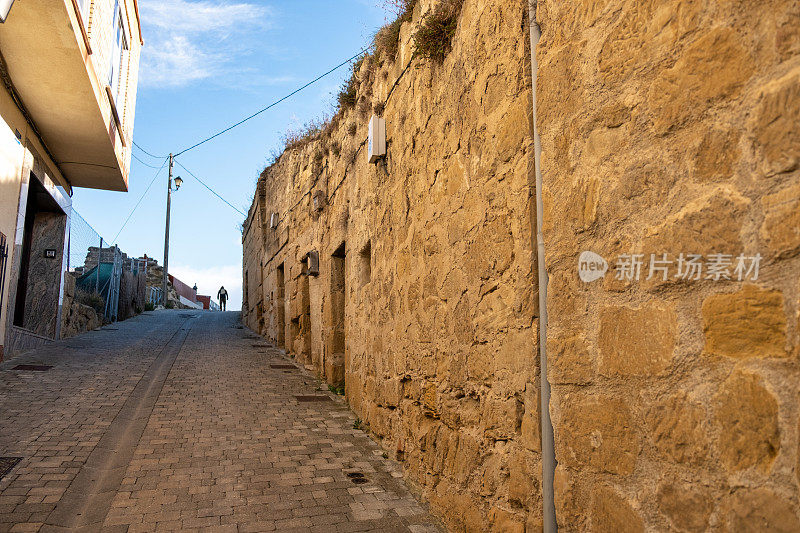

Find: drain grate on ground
<box><xmin>271</xmin><ymin>364</ymin><xmax>296</xmax><ymax>370</ymax></box>
<box><xmin>12</xmin><ymin>364</ymin><xmax>52</xmax><ymax>372</ymax></box>
<box><xmin>295</xmin><ymin>395</ymin><xmax>332</xmax><ymax>402</ymax></box>
<box><xmin>347</xmin><ymin>472</ymin><xmax>368</xmax><ymax>484</ymax></box>
<box><xmin>0</xmin><ymin>457</ymin><xmax>22</xmax><ymax>480</ymax></box>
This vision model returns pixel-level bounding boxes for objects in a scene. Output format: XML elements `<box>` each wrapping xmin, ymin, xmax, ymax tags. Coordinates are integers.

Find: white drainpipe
<box><xmin>528</xmin><ymin>1</ymin><xmax>557</xmax><ymax>531</ymax></box>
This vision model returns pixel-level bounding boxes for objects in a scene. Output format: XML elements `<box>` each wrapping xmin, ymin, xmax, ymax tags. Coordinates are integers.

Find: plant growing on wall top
<box><xmin>413</xmin><ymin>0</ymin><xmax>464</xmax><ymax>63</ymax></box>
<box><xmin>373</xmin><ymin>0</ymin><xmax>418</xmax><ymax>62</ymax></box>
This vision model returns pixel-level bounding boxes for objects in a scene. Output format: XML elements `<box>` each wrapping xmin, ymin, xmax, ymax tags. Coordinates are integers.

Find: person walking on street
<box><xmin>217</xmin><ymin>286</ymin><xmax>229</xmax><ymax>312</ymax></box>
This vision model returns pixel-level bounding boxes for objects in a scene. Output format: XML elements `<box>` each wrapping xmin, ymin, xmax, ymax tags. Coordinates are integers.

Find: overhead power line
<box><xmin>132</xmin><ymin>152</ymin><xmax>168</xmax><ymax>169</ymax></box>
<box><xmin>175</xmin><ymin>160</ymin><xmax>247</xmax><ymax>217</ymax></box>
<box><xmin>111</xmin><ymin>157</ymin><xmax>169</xmax><ymax>244</ymax></box>
<box><xmin>174</xmin><ymin>48</ymin><xmax>368</xmax><ymax>157</ymax></box>
<box><xmin>133</xmin><ymin>139</ymin><xmax>167</xmax><ymax>159</ymax></box>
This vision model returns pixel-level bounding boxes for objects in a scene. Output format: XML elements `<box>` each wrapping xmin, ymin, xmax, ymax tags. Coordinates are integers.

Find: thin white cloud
<box><xmin>170</xmin><ymin>263</ymin><xmax>243</xmax><ymax>311</ymax></box>
<box><xmin>138</xmin><ymin>0</ymin><xmax>277</xmax><ymax>88</ymax></box>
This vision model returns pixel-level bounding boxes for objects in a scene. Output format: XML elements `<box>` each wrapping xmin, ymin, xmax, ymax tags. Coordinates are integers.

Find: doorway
<box><xmin>276</xmin><ymin>263</ymin><xmax>285</xmax><ymax>349</ymax></box>
<box><xmin>327</xmin><ymin>242</ymin><xmax>346</xmax><ymax>387</ymax></box>
<box><xmin>13</xmin><ymin>173</ymin><xmax>66</xmax><ymax>337</ymax></box>
<box><xmin>298</xmin><ymin>256</ymin><xmax>312</xmax><ymax>365</ymax></box>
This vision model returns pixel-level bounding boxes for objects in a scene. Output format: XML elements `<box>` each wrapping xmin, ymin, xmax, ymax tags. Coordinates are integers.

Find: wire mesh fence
<box><xmin>67</xmin><ymin>210</ymin><xmax>105</xmax><ymax>276</ymax></box>
<box><xmin>66</xmin><ymin>210</ymin><xmax>147</xmax><ymax>323</ymax></box>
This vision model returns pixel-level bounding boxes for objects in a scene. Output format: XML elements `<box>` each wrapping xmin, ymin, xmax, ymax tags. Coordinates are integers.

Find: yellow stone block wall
<box><xmin>536</xmin><ymin>0</ymin><xmax>800</xmax><ymax>530</ymax></box>
<box><xmin>243</xmin><ymin>0</ymin><xmax>541</xmax><ymax>530</ymax></box>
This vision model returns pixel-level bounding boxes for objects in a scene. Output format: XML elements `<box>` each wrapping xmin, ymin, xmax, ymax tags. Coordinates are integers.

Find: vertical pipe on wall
<box><xmin>528</xmin><ymin>2</ymin><xmax>557</xmax><ymax>531</ymax></box>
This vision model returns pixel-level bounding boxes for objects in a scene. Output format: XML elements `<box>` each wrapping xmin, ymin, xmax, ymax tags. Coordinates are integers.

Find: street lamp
<box><xmin>162</xmin><ymin>156</ymin><xmax>183</xmax><ymax>306</ymax></box>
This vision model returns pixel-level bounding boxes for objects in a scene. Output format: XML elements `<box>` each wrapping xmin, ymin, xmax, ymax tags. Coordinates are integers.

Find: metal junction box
<box><xmin>368</xmin><ymin>115</ymin><xmax>386</xmax><ymax>163</ymax></box>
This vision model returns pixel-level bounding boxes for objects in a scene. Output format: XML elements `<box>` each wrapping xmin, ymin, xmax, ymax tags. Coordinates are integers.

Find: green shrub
<box><xmin>283</xmin><ymin>117</ymin><xmax>327</xmax><ymax>152</ymax></box>
<box><xmin>413</xmin><ymin>0</ymin><xmax>464</xmax><ymax>63</ymax></box>
<box><xmin>144</xmin><ymin>302</ymin><xmax>155</xmax><ymax>312</ymax></box>
<box><xmin>337</xmin><ymin>73</ymin><xmax>359</xmax><ymax>111</ymax></box>
<box><xmin>373</xmin><ymin>1</ymin><xmax>418</xmax><ymax>63</ymax></box>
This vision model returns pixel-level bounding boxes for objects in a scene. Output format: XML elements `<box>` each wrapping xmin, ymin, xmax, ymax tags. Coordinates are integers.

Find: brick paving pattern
<box><xmin>0</xmin><ymin>311</ymin><xmax>441</xmax><ymax>532</ymax></box>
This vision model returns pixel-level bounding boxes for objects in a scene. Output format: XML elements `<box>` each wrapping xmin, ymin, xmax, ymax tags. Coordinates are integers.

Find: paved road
<box><xmin>0</xmin><ymin>311</ymin><xmax>440</xmax><ymax>532</ymax></box>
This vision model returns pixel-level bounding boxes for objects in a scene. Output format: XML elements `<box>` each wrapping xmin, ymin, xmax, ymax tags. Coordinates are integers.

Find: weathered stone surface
<box><xmin>702</xmin><ymin>284</ymin><xmax>788</xmax><ymax>358</ymax></box>
<box><xmin>713</xmin><ymin>370</ymin><xmax>780</xmax><ymax>472</ymax></box>
<box><xmin>598</xmin><ymin>303</ymin><xmax>677</xmax><ymax>377</ymax></box>
<box><xmin>657</xmin><ymin>483</ymin><xmax>713</xmax><ymax>532</ymax></box>
<box><xmin>489</xmin><ymin>506</ymin><xmax>525</xmax><ymax>533</ymax></box>
<box><xmin>646</xmin><ymin>392</ymin><xmax>709</xmax><ymax>465</ymax></box>
<box><xmin>725</xmin><ymin>489</ymin><xmax>800</xmax><ymax>532</ymax></box>
<box><xmin>694</xmin><ymin>127</ymin><xmax>740</xmax><ymax>182</ymax></box>
<box><xmin>753</xmin><ymin>68</ymin><xmax>800</xmax><ymax>176</ymax></box>
<box><xmin>648</xmin><ymin>27</ymin><xmax>753</xmax><ymax>134</ymax></box>
<box><xmin>761</xmin><ymin>182</ymin><xmax>800</xmax><ymax>257</ymax></box>
<box><xmin>642</xmin><ymin>186</ymin><xmax>749</xmax><ymax>256</ymax></box>
<box><xmin>553</xmin><ymin>466</ymin><xmax>586</xmax><ymax>531</ymax></box>
<box><xmin>549</xmin><ymin>333</ymin><xmax>593</xmax><ymax>384</ymax></box>
<box><xmin>559</xmin><ymin>395</ymin><xmax>640</xmax><ymax>475</ymax></box>
<box><xmin>591</xmin><ymin>485</ymin><xmax>644</xmax><ymax>533</ymax></box>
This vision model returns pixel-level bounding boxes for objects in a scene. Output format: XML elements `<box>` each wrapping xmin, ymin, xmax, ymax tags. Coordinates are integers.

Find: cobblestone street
<box><xmin>0</xmin><ymin>311</ymin><xmax>440</xmax><ymax>532</ymax></box>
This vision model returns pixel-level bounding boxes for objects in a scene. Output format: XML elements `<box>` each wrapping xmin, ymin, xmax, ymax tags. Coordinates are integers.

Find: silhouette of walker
<box><xmin>217</xmin><ymin>286</ymin><xmax>228</xmax><ymax>312</ymax></box>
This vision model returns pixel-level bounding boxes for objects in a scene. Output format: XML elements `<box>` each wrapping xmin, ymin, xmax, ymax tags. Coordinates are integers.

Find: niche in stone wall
<box><xmin>359</xmin><ymin>241</ymin><xmax>371</xmax><ymax>286</ymax></box>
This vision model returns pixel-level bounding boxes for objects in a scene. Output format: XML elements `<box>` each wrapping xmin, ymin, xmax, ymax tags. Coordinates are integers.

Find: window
<box><xmin>109</xmin><ymin>2</ymin><xmax>129</xmax><ymax>104</ymax></box>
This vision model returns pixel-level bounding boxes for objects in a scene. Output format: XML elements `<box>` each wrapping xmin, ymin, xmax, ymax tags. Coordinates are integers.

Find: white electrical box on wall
<box><xmin>368</xmin><ymin>115</ymin><xmax>386</xmax><ymax>163</ymax></box>
<box><xmin>270</xmin><ymin>212</ymin><xmax>279</xmax><ymax>229</ymax></box>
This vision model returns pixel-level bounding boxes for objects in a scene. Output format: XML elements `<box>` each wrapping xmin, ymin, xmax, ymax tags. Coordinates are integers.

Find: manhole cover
<box><xmin>295</xmin><ymin>395</ymin><xmax>331</xmax><ymax>402</ymax></box>
<box><xmin>271</xmin><ymin>364</ymin><xmax>296</xmax><ymax>370</ymax></box>
<box><xmin>346</xmin><ymin>472</ymin><xmax>364</xmax><ymax>479</ymax></box>
<box><xmin>351</xmin><ymin>477</ymin><xmax>368</xmax><ymax>484</ymax></box>
<box><xmin>0</xmin><ymin>457</ymin><xmax>22</xmax><ymax>480</ymax></box>
<box><xmin>12</xmin><ymin>365</ymin><xmax>52</xmax><ymax>372</ymax></box>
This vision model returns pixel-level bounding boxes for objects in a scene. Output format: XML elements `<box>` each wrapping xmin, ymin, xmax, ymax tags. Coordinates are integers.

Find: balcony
<box><xmin>0</xmin><ymin>0</ymin><xmax>130</xmax><ymax>191</ymax></box>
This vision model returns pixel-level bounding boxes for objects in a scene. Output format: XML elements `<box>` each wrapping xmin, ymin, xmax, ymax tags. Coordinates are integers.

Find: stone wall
<box><xmin>536</xmin><ymin>0</ymin><xmax>800</xmax><ymax>530</ymax></box>
<box><xmin>61</xmin><ymin>273</ymin><xmax>102</xmax><ymax>339</ymax></box>
<box><xmin>242</xmin><ymin>0</ymin><xmax>539</xmax><ymax>530</ymax></box>
<box><xmin>117</xmin><ymin>270</ymin><xmax>146</xmax><ymax>321</ymax></box>
<box><xmin>244</xmin><ymin>0</ymin><xmax>800</xmax><ymax>530</ymax></box>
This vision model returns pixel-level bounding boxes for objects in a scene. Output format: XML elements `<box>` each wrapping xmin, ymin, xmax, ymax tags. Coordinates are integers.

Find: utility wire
<box><xmin>133</xmin><ymin>139</ymin><xmax>167</xmax><ymax>159</ymax></box>
<box><xmin>111</xmin><ymin>157</ymin><xmax>169</xmax><ymax>244</ymax></box>
<box><xmin>132</xmin><ymin>152</ymin><xmax>167</xmax><ymax>169</ymax></box>
<box><xmin>175</xmin><ymin>160</ymin><xmax>247</xmax><ymax>217</ymax></box>
<box><xmin>174</xmin><ymin>49</ymin><xmax>368</xmax><ymax>157</ymax></box>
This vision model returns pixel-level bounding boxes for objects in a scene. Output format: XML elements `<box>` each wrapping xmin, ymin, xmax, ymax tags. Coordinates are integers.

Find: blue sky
<box><xmin>72</xmin><ymin>0</ymin><xmax>393</xmax><ymax>310</ymax></box>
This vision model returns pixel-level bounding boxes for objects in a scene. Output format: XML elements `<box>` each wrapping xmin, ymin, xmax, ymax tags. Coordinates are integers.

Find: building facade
<box><xmin>0</xmin><ymin>0</ymin><xmax>142</xmax><ymax>359</ymax></box>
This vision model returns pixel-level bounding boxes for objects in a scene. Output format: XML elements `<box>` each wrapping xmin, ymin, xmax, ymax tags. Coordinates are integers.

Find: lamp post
<box><xmin>162</xmin><ymin>154</ymin><xmax>182</xmax><ymax>307</ymax></box>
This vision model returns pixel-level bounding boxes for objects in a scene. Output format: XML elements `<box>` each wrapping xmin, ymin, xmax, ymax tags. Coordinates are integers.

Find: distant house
<box><xmin>0</xmin><ymin>0</ymin><xmax>143</xmax><ymax>360</ymax></box>
<box><xmin>167</xmin><ymin>274</ymin><xmax>203</xmax><ymax>310</ymax></box>
<box><xmin>195</xmin><ymin>295</ymin><xmax>220</xmax><ymax>311</ymax></box>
